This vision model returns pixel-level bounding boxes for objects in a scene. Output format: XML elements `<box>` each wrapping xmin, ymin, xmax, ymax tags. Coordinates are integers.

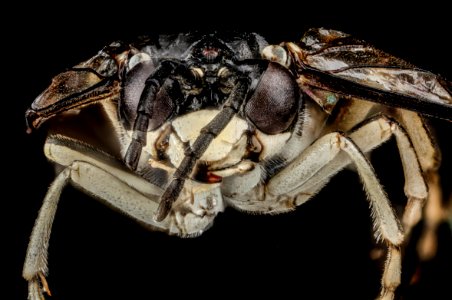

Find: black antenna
<box><xmin>154</xmin><ymin>79</ymin><xmax>249</xmax><ymax>221</ymax></box>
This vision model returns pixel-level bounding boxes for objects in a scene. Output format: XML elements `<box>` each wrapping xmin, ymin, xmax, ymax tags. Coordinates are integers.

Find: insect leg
<box><xmin>334</xmin><ymin>133</ymin><xmax>405</xmax><ymax>300</ymax></box>
<box><xmin>24</xmin><ymin>137</ymin><xmax>168</xmax><ymax>300</ymax></box>
<box><xmin>23</xmin><ymin>167</ymin><xmax>69</xmax><ymax>300</ymax></box>
<box><xmin>269</xmin><ymin>130</ymin><xmax>403</xmax><ymax>240</ymax></box>
<box><xmin>267</xmin><ymin>130</ymin><xmax>405</xmax><ymax>299</ymax></box>
<box><xmin>414</xmin><ymin>172</ymin><xmax>444</xmax><ymax>260</ymax></box>
<box><xmin>383</xmin><ymin>117</ymin><xmax>428</xmax><ymax>237</ymax></box>
<box><xmin>395</xmin><ymin>109</ymin><xmax>443</xmax><ymax>260</ymax></box>
<box><xmin>274</xmin><ymin>116</ymin><xmax>428</xmax><ymax>218</ymax></box>
<box><xmin>327</xmin><ymin>109</ymin><xmax>436</xmax><ymax>253</ymax></box>
<box><xmin>269</xmin><ymin>115</ymin><xmax>431</xmax><ymax>299</ymax></box>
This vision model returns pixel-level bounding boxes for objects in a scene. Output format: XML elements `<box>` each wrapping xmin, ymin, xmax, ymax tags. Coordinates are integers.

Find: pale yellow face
<box><xmin>144</xmin><ymin>109</ymin><xmax>291</xmax><ymax>172</ymax></box>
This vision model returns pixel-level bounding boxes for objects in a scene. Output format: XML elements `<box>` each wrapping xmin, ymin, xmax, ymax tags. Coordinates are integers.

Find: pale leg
<box><xmin>267</xmin><ymin>115</ymin><xmax>430</xmax><ymax>299</ymax></box>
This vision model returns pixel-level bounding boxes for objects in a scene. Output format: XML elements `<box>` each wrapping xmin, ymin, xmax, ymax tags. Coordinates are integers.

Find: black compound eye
<box><xmin>245</xmin><ymin>63</ymin><xmax>299</xmax><ymax>134</ymax></box>
<box><xmin>121</xmin><ymin>59</ymin><xmax>175</xmax><ymax>131</ymax></box>
<box><xmin>121</xmin><ymin>60</ymin><xmax>155</xmax><ymax>130</ymax></box>
<box><xmin>145</xmin><ymin>80</ymin><xmax>176</xmax><ymax>131</ymax></box>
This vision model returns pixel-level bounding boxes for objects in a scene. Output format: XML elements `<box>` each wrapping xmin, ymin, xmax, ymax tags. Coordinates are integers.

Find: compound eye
<box><xmin>121</xmin><ymin>58</ymin><xmax>175</xmax><ymax>131</ymax></box>
<box><xmin>121</xmin><ymin>59</ymin><xmax>155</xmax><ymax>130</ymax></box>
<box><xmin>245</xmin><ymin>63</ymin><xmax>299</xmax><ymax>134</ymax></box>
<box><xmin>146</xmin><ymin>79</ymin><xmax>176</xmax><ymax>131</ymax></box>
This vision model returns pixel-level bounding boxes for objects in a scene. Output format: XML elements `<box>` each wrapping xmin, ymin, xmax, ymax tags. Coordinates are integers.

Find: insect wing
<box><xmin>25</xmin><ymin>42</ymin><xmax>127</xmax><ymax>131</ymax></box>
<box><xmin>292</xmin><ymin>28</ymin><xmax>452</xmax><ymax>120</ymax></box>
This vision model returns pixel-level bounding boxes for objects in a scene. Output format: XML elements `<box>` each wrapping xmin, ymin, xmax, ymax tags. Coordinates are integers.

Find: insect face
<box><xmin>23</xmin><ymin>30</ymin><xmax>452</xmax><ymax>300</ymax></box>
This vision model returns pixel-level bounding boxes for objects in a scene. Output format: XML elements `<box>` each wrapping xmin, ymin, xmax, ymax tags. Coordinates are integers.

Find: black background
<box><xmin>6</xmin><ymin>3</ymin><xmax>452</xmax><ymax>300</ymax></box>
